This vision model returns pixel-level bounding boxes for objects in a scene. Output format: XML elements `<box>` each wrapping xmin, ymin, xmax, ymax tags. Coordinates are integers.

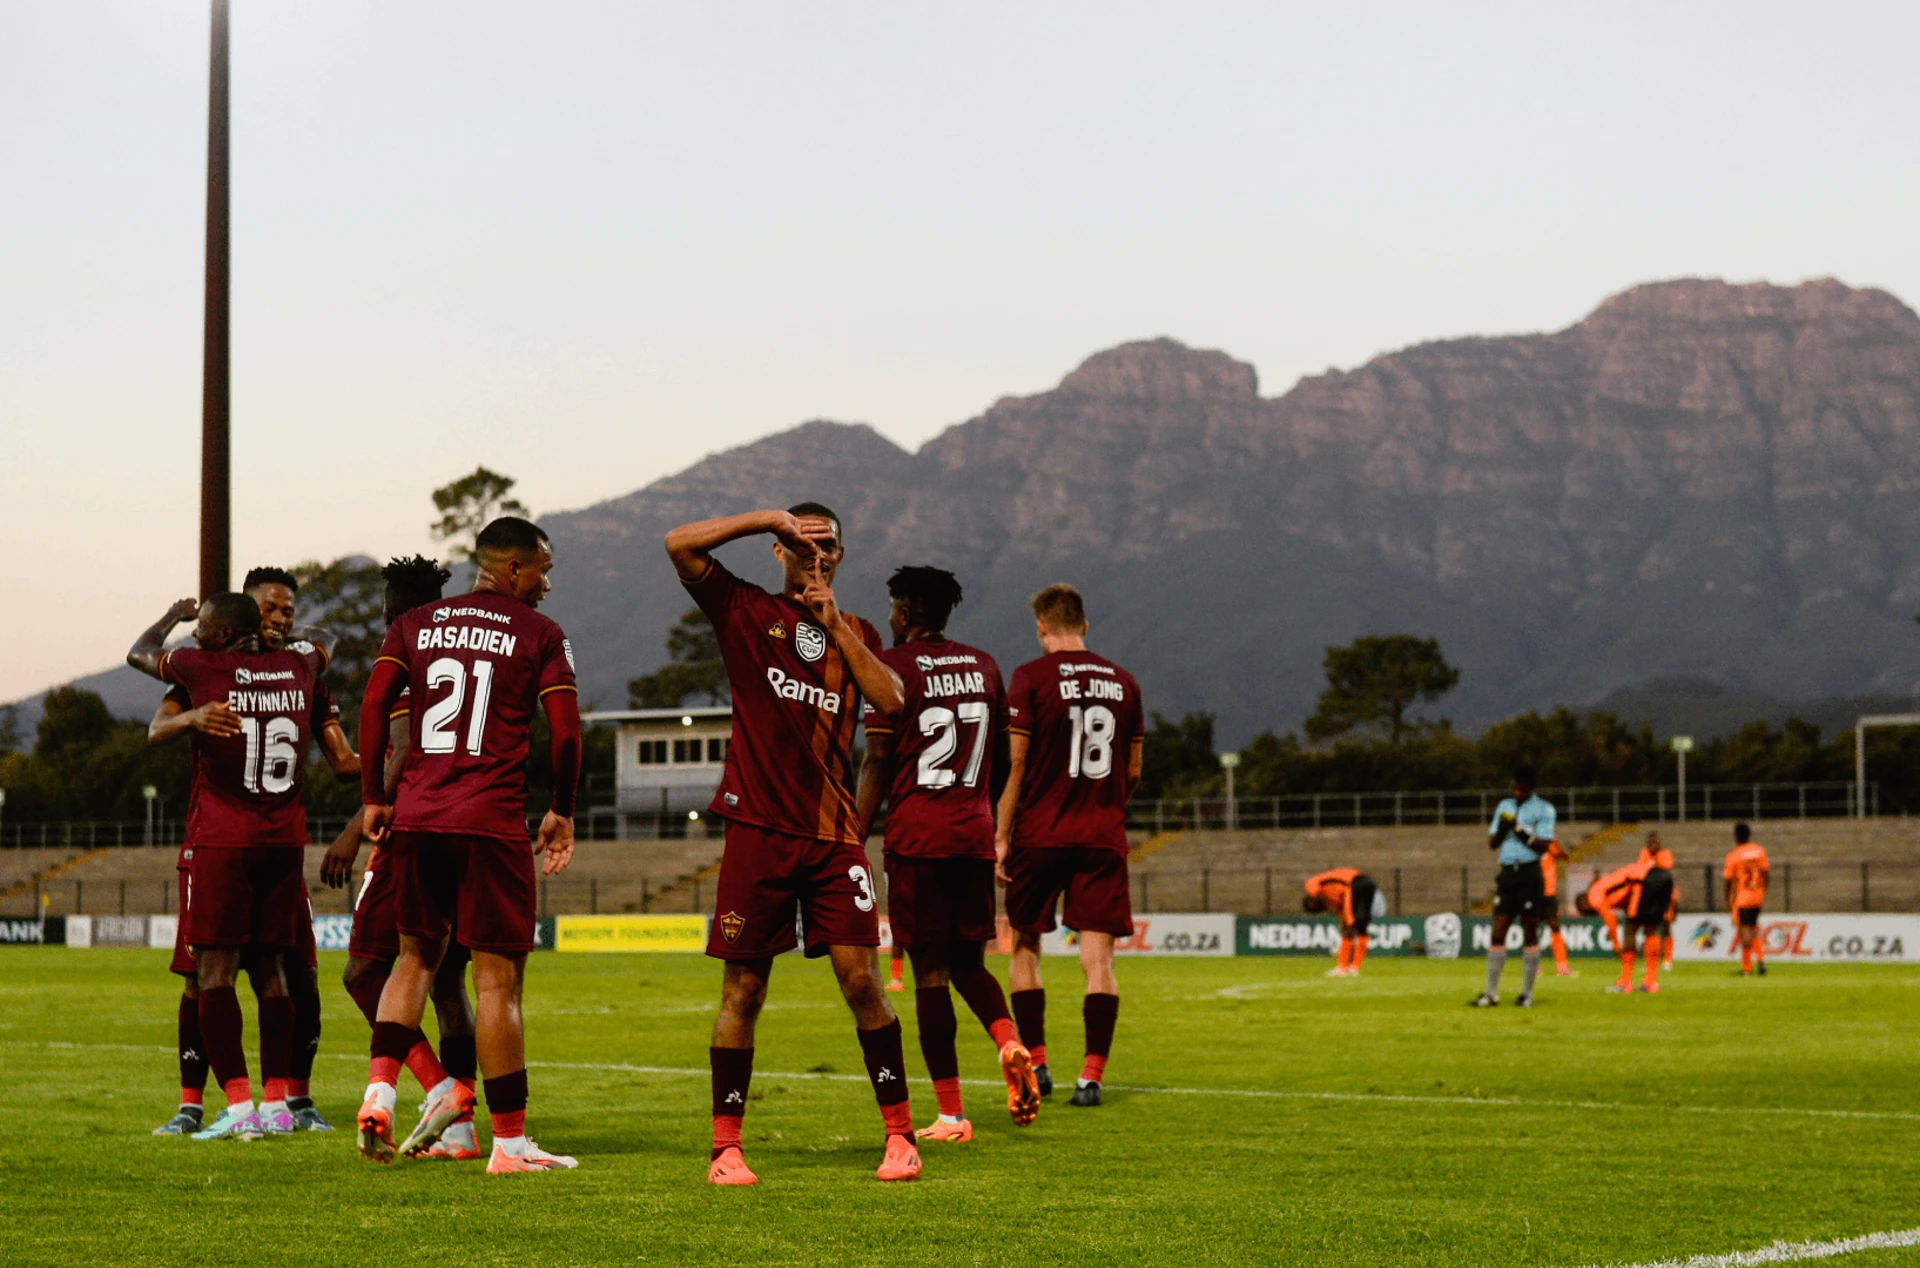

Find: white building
<box><xmin>581</xmin><ymin>706</ymin><xmax>732</xmax><ymax>819</ymax></box>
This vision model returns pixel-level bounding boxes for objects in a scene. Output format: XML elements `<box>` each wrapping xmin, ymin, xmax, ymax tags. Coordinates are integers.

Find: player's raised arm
<box><xmin>664</xmin><ymin>509</ymin><xmax>828</xmax><ymax>582</ymax></box>
<box><xmin>536</xmin><ymin>685</ymin><xmax>581</xmax><ymax>874</ymax></box>
<box><xmin>128</xmin><ymin>598</ymin><xmax>200</xmax><ymax>680</ymax></box>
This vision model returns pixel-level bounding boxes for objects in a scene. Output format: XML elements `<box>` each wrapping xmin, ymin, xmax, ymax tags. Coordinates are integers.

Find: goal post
<box><xmin>1854</xmin><ymin>714</ymin><xmax>1920</xmax><ymax>818</ymax></box>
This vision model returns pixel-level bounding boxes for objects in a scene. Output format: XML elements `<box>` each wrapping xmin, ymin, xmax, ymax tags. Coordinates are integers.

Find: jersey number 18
<box><xmin>1066</xmin><ymin>704</ymin><xmax>1115</xmax><ymax>779</ymax></box>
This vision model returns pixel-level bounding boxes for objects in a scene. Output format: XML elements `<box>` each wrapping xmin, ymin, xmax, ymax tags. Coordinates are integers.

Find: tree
<box><xmin>1304</xmin><ymin>635</ymin><xmax>1460</xmax><ymax>745</ymax></box>
<box><xmin>288</xmin><ymin>557</ymin><xmax>388</xmax><ymax>813</ymax></box>
<box><xmin>0</xmin><ymin>704</ymin><xmax>19</xmax><ymax>757</ymax></box>
<box><xmin>628</xmin><ymin>608</ymin><xmax>729</xmax><ymax>708</ymax></box>
<box><xmin>1136</xmin><ymin>711</ymin><xmax>1221</xmax><ymax>801</ymax></box>
<box><xmin>430</xmin><ymin>467</ymin><xmax>529</xmax><ymax>564</ymax></box>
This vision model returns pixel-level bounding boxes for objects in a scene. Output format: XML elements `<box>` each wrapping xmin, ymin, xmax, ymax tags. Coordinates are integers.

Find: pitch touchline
<box><xmin>1569</xmin><ymin>1225</ymin><xmax>1920</xmax><ymax>1267</ymax></box>
<box><xmin>13</xmin><ymin>1041</ymin><xmax>1917</xmax><ymax>1124</ymax></box>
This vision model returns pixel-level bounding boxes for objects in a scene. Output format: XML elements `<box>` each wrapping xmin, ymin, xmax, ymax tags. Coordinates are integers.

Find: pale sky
<box><xmin>4</xmin><ymin>1</ymin><xmax>1918</xmax><ymax>702</ymax></box>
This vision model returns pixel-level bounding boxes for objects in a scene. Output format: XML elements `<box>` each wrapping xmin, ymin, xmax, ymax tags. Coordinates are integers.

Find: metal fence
<box><xmin>12</xmin><ymin>857</ymin><xmax>1916</xmax><ymax>920</ymax></box>
<box><xmin>1126</xmin><ymin>782</ymin><xmax>1876</xmax><ymax>833</ymax></box>
<box><xmin>0</xmin><ymin>807</ymin><xmax>724</xmax><ymax>850</ymax></box>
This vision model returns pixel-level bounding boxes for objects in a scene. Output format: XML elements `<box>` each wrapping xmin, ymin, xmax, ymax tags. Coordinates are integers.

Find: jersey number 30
<box><xmin>1066</xmin><ymin>704</ymin><xmax>1115</xmax><ymax>779</ymax></box>
<box><xmin>421</xmin><ymin>656</ymin><xmax>496</xmax><ymax>755</ymax></box>
<box><xmin>916</xmin><ymin>701</ymin><xmax>991</xmax><ymax>789</ymax></box>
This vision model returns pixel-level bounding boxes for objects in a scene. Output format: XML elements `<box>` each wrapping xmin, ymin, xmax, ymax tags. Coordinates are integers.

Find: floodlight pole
<box><xmin>1669</xmin><ymin>735</ymin><xmax>1693</xmax><ymax>824</ymax></box>
<box><xmin>199</xmin><ymin>0</ymin><xmax>231</xmax><ymax>599</ymax></box>
<box><xmin>1219</xmin><ymin>752</ymin><xmax>1240</xmax><ymax>831</ymax></box>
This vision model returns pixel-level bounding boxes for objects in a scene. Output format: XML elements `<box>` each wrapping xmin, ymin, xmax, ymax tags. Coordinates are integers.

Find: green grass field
<box><xmin>4</xmin><ymin>949</ymin><xmax>1919</xmax><ymax>1267</ymax></box>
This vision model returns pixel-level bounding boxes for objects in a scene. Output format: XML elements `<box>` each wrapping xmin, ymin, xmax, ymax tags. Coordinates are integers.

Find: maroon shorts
<box><xmin>349</xmin><ymin>858</ymin><xmax>400</xmax><ymax>963</ymax></box>
<box><xmin>1003</xmin><ymin>845</ymin><xmax>1134</xmax><ymax>936</ymax></box>
<box><xmin>170</xmin><ymin>850</ymin><xmax>195</xmax><ymax>976</ymax></box>
<box><xmin>187</xmin><ymin>845</ymin><xmax>304</xmax><ymax>950</ymax></box>
<box><xmin>884</xmin><ymin>854</ymin><xmax>997</xmax><ymax>949</ymax></box>
<box><xmin>708</xmin><ymin>822</ymin><xmax>879</xmax><ymax>960</ymax></box>
<box><xmin>392</xmin><ymin>831</ymin><xmax>536</xmax><ymax>956</ymax></box>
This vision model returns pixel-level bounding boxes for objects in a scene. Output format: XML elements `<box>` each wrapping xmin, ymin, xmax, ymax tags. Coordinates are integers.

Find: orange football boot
<box><xmin>914</xmin><ymin>1117</ymin><xmax>973</xmax><ymax>1142</ymax></box>
<box><xmin>876</xmin><ymin>1133</ymin><xmax>922</xmax><ymax>1182</ymax></box>
<box><xmin>1000</xmin><ymin>1040</ymin><xmax>1041</xmax><ymax>1126</ymax></box>
<box><xmin>708</xmin><ymin>1145</ymin><xmax>758</xmax><ymax>1186</ymax></box>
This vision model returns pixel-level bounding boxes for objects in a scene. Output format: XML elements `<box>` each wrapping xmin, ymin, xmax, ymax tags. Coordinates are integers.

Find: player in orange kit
<box><xmin>1302</xmin><ymin>868</ymin><xmax>1377</xmax><ymax>977</ymax></box>
<box><xmin>1723</xmin><ymin>822</ymin><xmax>1770</xmax><ymax>976</ymax></box>
<box><xmin>1578</xmin><ymin>861</ymin><xmax>1646</xmax><ymax>993</ymax></box>
<box><xmin>1538</xmin><ymin>838</ymin><xmax>1575</xmax><ymax>975</ymax></box>
<box><xmin>1639</xmin><ymin>832</ymin><xmax>1677</xmax><ymax>970</ymax></box>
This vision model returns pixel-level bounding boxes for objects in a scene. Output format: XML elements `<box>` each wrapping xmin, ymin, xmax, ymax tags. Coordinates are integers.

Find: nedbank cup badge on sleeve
<box><xmin>1424</xmin><ymin>913</ymin><xmax>1462</xmax><ymax>960</ymax></box>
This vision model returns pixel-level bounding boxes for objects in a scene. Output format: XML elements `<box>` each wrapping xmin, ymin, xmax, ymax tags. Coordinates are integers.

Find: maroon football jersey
<box><xmin>686</xmin><ymin>558</ymin><xmax>883</xmax><ymax>846</ymax></box>
<box><xmin>866</xmin><ymin>638</ymin><xmax>1005</xmax><ymax>859</ymax></box>
<box><xmin>161</xmin><ymin>646</ymin><xmax>337</xmax><ymax>847</ymax></box>
<box><xmin>1006</xmin><ymin>650</ymin><xmax>1143</xmax><ymax>851</ymax></box>
<box><xmin>375</xmin><ymin>591</ymin><xmax>576</xmax><ymax>842</ymax></box>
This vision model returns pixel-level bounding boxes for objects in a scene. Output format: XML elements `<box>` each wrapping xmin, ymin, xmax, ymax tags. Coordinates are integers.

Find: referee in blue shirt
<box><xmin>1472</xmin><ymin>764</ymin><xmax>1556</xmax><ymax>1008</ymax></box>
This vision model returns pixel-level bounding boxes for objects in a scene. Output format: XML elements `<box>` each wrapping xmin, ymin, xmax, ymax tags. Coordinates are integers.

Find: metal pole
<box><xmin>1677</xmin><ymin>750</ymin><xmax>1686</xmax><ymax>823</ymax></box>
<box><xmin>199</xmin><ymin>0</ymin><xmax>231</xmax><ymax>598</ymax></box>
<box><xmin>1862</xmin><ymin>861</ymin><xmax>1869</xmax><ymax>912</ymax></box>
<box><xmin>1393</xmin><ymin>866</ymin><xmax>1402</xmax><ymax>916</ymax></box>
<box><xmin>1460</xmin><ymin>866</ymin><xmax>1468</xmax><ymax>913</ymax></box>
<box><xmin>1856</xmin><ymin>723</ymin><xmax>1866</xmax><ymax>820</ymax></box>
<box><xmin>1264</xmin><ymin>868</ymin><xmax>1271</xmax><ymax>916</ymax></box>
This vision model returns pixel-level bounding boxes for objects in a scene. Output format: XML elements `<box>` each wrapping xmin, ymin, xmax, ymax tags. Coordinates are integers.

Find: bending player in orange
<box><xmin>1539</xmin><ymin>838</ymin><xmax>1575</xmax><ymax>976</ymax></box>
<box><xmin>1303</xmin><ymin>868</ymin><xmax>1377</xmax><ymax>978</ymax></box>
<box><xmin>1577</xmin><ymin>861</ymin><xmax>1646</xmax><ymax>993</ymax></box>
<box><xmin>1625</xmin><ymin>853</ymin><xmax>1679</xmax><ymax>993</ymax></box>
<box><xmin>1723</xmin><ymin>821</ymin><xmax>1770</xmax><ymax>976</ymax></box>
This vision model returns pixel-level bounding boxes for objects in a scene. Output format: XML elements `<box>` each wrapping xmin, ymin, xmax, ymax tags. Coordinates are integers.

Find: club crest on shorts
<box><xmin>720</xmin><ymin>910</ymin><xmax>745</xmax><ymax>943</ymax></box>
<box><xmin>795</xmin><ymin>622</ymin><xmax>827</xmax><ymax>662</ymax></box>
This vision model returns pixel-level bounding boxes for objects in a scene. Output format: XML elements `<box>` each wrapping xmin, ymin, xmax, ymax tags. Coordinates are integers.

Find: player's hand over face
<box><xmin>188</xmin><ymin>701</ymin><xmax>242</xmax><ymax>737</ymax></box>
<box><xmin>801</xmin><ymin>574</ymin><xmax>843</xmax><ymax>631</ymax></box>
<box><xmin>363</xmin><ymin>803</ymin><xmax>394</xmax><ymax>845</ymax></box>
<box><xmin>536</xmin><ymin>811</ymin><xmax>575</xmax><ymax>874</ymax></box>
<box><xmin>768</xmin><ymin>511</ymin><xmax>822</xmax><ymax>559</ymax></box>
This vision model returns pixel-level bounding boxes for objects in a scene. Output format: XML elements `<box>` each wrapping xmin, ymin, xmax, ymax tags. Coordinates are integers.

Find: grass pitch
<box><xmin>4</xmin><ymin>949</ymin><xmax>1919</xmax><ymax>1268</ymax></box>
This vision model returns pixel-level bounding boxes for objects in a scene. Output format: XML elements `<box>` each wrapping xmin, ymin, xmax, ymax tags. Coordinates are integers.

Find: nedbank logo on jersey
<box><xmin>766</xmin><ymin>667</ymin><xmax>841</xmax><ymax>712</ymax></box>
<box><xmin>795</xmin><ymin>621</ymin><xmax>827</xmax><ymax>662</ymax></box>
<box><xmin>233</xmin><ymin>667</ymin><xmax>295</xmax><ymax>685</ymax></box>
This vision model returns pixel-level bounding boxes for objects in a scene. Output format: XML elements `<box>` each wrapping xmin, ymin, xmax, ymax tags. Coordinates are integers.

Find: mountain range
<box><xmin>20</xmin><ymin>278</ymin><xmax>1920</xmax><ymax>748</ymax></box>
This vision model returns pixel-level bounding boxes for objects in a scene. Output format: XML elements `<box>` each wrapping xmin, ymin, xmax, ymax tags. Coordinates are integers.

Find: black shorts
<box><xmin>1736</xmin><ymin>905</ymin><xmax>1762</xmax><ymax>929</ymax></box>
<box><xmin>1349</xmin><ymin>874</ymin><xmax>1378</xmax><ymax>935</ymax></box>
<box><xmin>1633</xmin><ymin>870</ymin><xmax>1674</xmax><ymax>930</ymax></box>
<box><xmin>1495</xmin><ymin>862</ymin><xmax>1544</xmax><ymax>918</ymax></box>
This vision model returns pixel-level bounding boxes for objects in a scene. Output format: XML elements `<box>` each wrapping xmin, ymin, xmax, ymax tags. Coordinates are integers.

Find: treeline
<box><xmin>1138</xmin><ymin>710</ymin><xmax>1920</xmax><ymax>811</ymax></box>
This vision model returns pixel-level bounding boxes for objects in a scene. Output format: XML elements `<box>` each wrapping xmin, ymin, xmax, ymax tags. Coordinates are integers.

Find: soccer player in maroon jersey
<box><xmin>133</xmin><ymin>584</ymin><xmax>355</xmax><ymax>1135</ymax></box>
<box><xmin>241</xmin><ymin>566</ymin><xmax>335</xmax><ymax>1129</ymax></box>
<box><xmin>855</xmin><ymin>566</ymin><xmax>1040</xmax><ymax>1141</ymax></box>
<box><xmin>996</xmin><ymin>584</ymin><xmax>1144</xmax><ymax>1108</ymax></box>
<box><xmin>664</xmin><ymin>503</ymin><xmax>920</xmax><ymax>1186</ymax></box>
<box><xmin>356</xmin><ymin>518</ymin><xmax>581</xmax><ymax>1173</ymax></box>
<box><xmin>319</xmin><ymin>555</ymin><xmax>483</xmax><ymax>1159</ymax></box>
<box><xmin>133</xmin><ymin>592</ymin><xmax>357</xmax><ymax>1140</ymax></box>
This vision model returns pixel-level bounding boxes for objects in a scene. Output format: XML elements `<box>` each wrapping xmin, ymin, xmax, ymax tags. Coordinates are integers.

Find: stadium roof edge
<box><xmin>581</xmin><ymin>706</ymin><xmax>732</xmax><ymax>724</ymax></box>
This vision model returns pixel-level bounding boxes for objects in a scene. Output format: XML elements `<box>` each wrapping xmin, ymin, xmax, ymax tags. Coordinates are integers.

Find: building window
<box><xmin>673</xmin><ymin>738</ymin><xmax>702</xmax><ymax>764</ymax></box>
<box><xmin>637</xmin><ymin>739</ymin><xmax>668</xmax><ymax>765</ymax></box>
<box><xmin>707</xmin><ymin>737</ymin><xmax>728</xmax><ymax>762</ymax></box>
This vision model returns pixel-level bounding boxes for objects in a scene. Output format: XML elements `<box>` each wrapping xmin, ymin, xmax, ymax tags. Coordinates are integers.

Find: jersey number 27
<box><xmin>917</xmin><ymin>702</ymin><xmax>991</xmax><ymax>789</ymax></box>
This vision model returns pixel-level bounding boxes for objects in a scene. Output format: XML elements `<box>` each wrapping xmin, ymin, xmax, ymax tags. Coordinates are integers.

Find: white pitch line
<box><xmin>10</xmin><ymin>1040</ymin><xmax>1920</xmax><ymax>1124</ymax></box>
<box><xmin>1572</xmin><ymin>1225</ymin><xmax>1920</xmax><ymax>1268</ymax></box>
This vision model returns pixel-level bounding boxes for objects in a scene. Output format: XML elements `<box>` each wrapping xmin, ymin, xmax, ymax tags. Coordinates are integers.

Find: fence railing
<box><xmin>10</xmin><ymin>858</ymin><xmax>1915</xmax><ymax>919</ymax></box>
<box><xmin>1126</xmin><ymin>782</ymin><xmax>1876</xmax><ymax>833</ymax></box>
<box><xmin>0</xmin><ymin>806</ymin><xmax>726</xmax><ymax>850</ymax></box>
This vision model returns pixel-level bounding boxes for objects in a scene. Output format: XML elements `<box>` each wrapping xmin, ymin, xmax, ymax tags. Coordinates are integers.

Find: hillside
<box><xmin>16</xmin><ymin>278</ymin><xmax>1920</xmax><ymax>747</ymax></box>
